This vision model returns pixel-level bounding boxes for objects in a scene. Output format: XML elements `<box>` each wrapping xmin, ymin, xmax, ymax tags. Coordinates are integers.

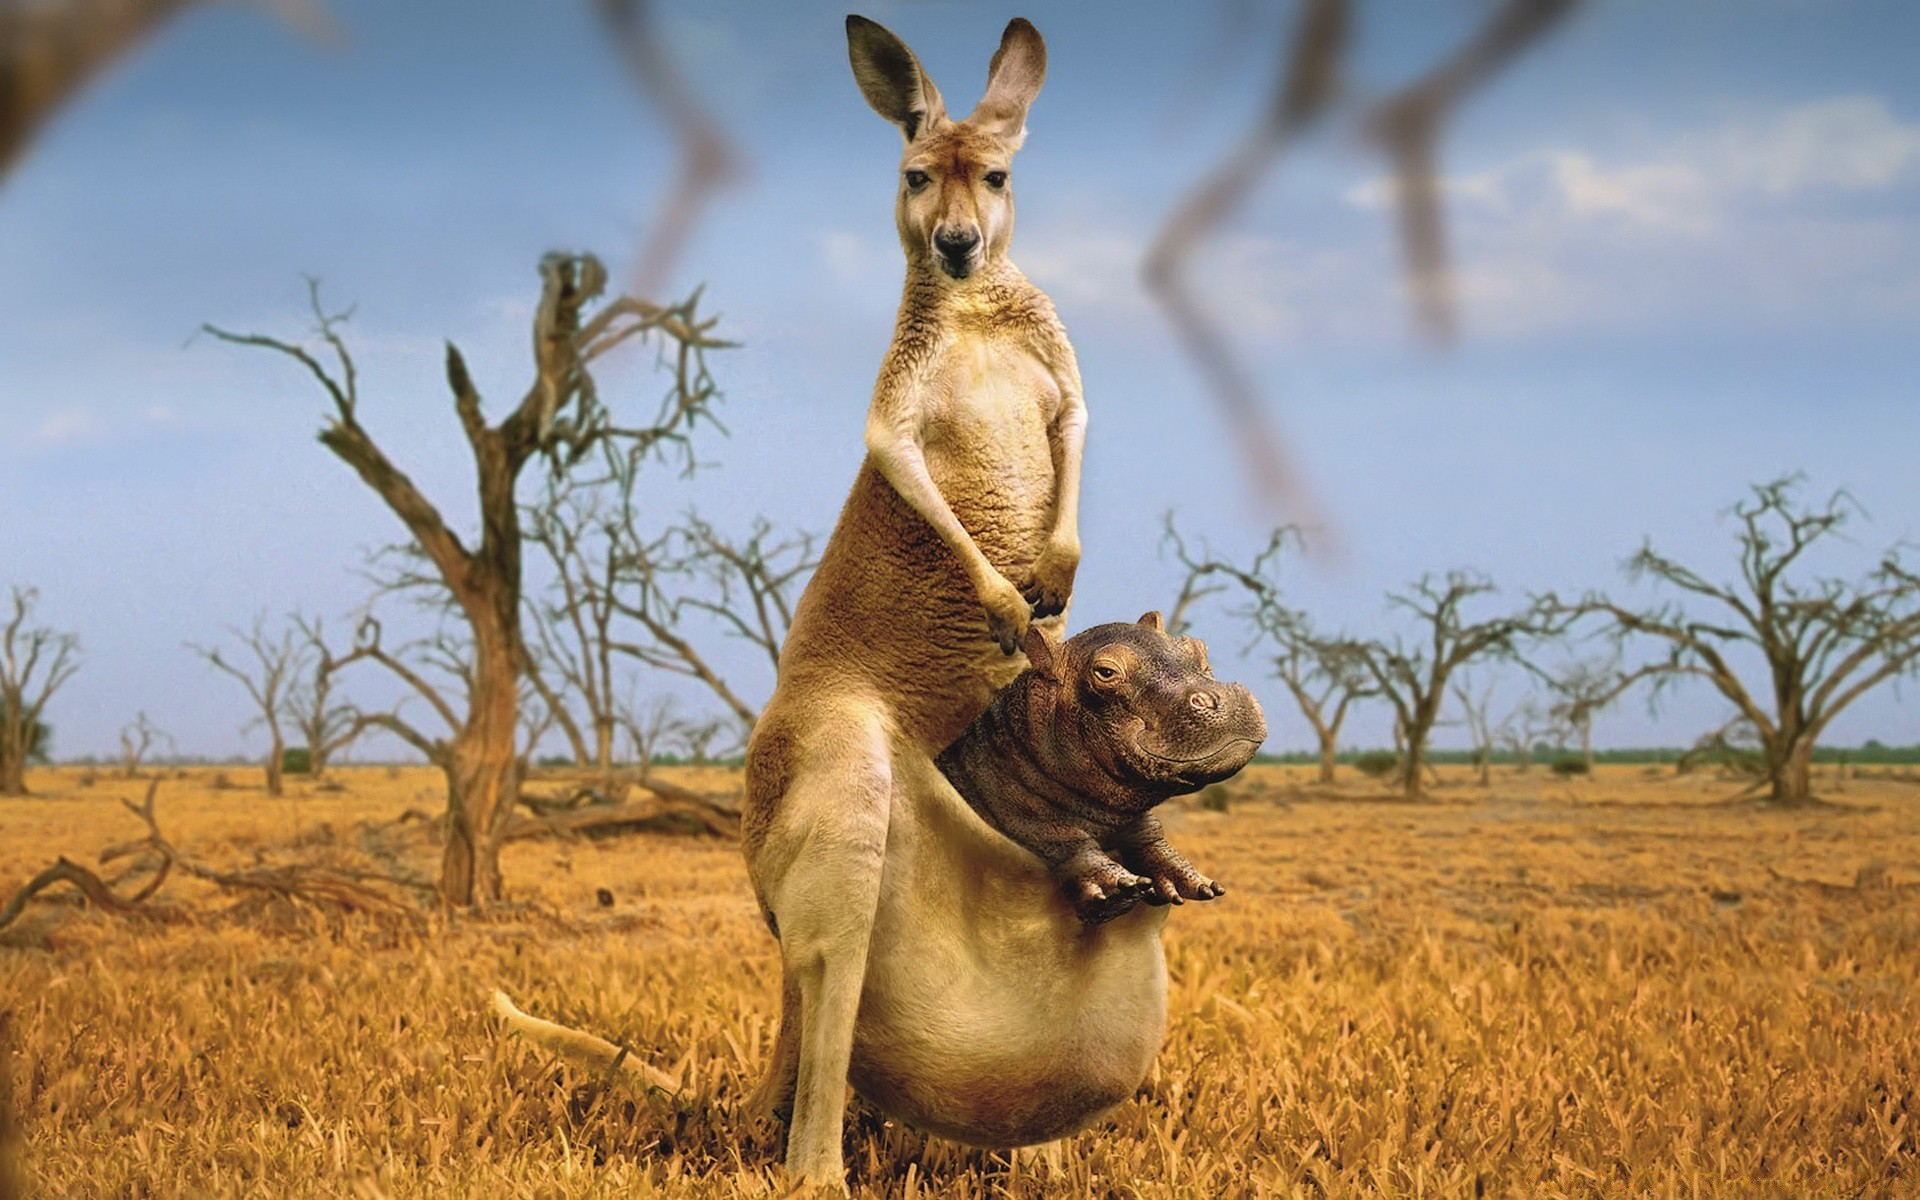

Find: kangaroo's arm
<box><xmin>865</xmin><ymin>391</ymin><xmax>1031</xmax><ymax>655</ymax></box>
<box><xmin>1023</xmin><ymin>315</ymin><xmax>1085</xmax><ymax>618</ymax></box>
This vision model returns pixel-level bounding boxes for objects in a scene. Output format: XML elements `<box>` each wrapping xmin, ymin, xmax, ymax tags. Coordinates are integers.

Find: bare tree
<box><xmin>189</xmin><ymin>616</ymin><xmax>302</xmax><ymax>797</ymax></box>
<box><xmin>286</xmin><ymin>614</ymin><xmax>365</xmax><ymax>778</ymax></box>
<box><xmin>1498</xmin><ymin>698</ymin><xmax>1556</xmax><ymax>774</ymax></box>
<box><xmin>117</xmin><ymin>712</ymin><xmax>172</xmax><ymax>779</ymax></box>
<box><xmin>1276</xmin><ymin>630</ymin><xmax>1376</xmax><ymax>785</ymax></box>
<box><xmin>1452</xmin><ymin>674</ymin><xmax>1497</xmax><ymax>786</ymax></box>
<box><xmin>1543</xmin><ymin>656</ymin><xmax>1653</xmax><ymax>775</ymax></box>
<box><xmin>204</xmin><ymin>254</ymin><xmax>728</xmax><ymax>906</ymax></box>
<box><xmin>1572</xmin><ymin>477</ymin><xmax>1920</xmax><ymax>806</ymax></box>
<box><xmin>0</xmin><ymin>587</ymin><xmax>80</xmax><ymax>795</ymax></box>
<box><xmin>618</xmin><ymin>693</ymin><xmax>691</xmax><ymax>782</ymax></box>
<box><xmin>1358</xmin><ymin>572</ymin><xmax>1568</xmax><ymax>798</ymax></box>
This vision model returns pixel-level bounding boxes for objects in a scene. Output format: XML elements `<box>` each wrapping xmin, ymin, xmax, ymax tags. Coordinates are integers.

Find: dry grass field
<box><xmin>3</xmin><ymin>761</ymin><xmax>1918</xmax><ymax>1198</ymax></box>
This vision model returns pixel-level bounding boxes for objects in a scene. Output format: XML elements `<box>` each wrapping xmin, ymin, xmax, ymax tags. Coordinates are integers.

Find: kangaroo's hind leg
<box><xmin>756</xmin><ymin>710</ymin><xmax>894</xmax><ymax>1188</ymax></box>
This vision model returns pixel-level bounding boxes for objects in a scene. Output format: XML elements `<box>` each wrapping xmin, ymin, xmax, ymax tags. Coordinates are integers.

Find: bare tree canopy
<box><xmin>0</xmin><ymin>587</ymin><xmax>81</xmax><ymax>795</ymax></box>
<box><xmin>116</xmin><ymin>711</ymin><xmax>171</xmax><ymax>779</ymax></box>
<box><xmin>1570</xmin><ymin>477</ymin><xmax>1920</xmax><ymax>805</ymax></box>
<box><xmin>1359</xmin><ymin>571</ymin><xmax>1569</xmax><ymax>797</ymax></box>
<box><xmin>1497</xmin><ymin>696</ymin><xmax>1557</xmax><ymax>774</ymax></box>
<box><xmin>1543</xmin><ymin>656</ymin><xmax>1657</xmax><ymax>774</ymax></box>
<box><xmin>203</xmin><ymin>253</ymin><xmax>730</xmax><ymax>907</ymax></box>
<box><xmin>188</xmin><ymin>616</ymin><xmax>302</xmax><ymax>797</ymax></box>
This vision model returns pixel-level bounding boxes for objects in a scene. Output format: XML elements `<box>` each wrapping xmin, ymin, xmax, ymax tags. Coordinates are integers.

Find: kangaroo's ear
<box><xmin>847</xmin><ymin>15</ymin><xmax>947</xmax><ymax>142</ymax></box>
<box><xmin>1023</xmin><ymin>625</ymin><xmax>1062</xmax><ymax>679</ymax></box>
<box><xmin>970</xmin><ymin>18</ymin><xmax>1046</xmax><ymax>145</ymax></box>
<box><xmin>1137</xmin><ymin>610</ymin><xmax>1167</xmax><ymax>634</ymax></box>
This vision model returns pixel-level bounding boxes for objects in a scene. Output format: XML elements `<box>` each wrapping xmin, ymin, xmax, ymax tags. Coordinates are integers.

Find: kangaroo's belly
<box><xmin>848</xmin><ymin>750</ymin><xmax>1169</xmax><ymax>1146</ymax></box>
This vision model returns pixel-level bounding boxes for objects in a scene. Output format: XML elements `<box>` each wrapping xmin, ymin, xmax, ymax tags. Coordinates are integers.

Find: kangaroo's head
<box><xmin>846</xmin><ymin>15</ymin><xmax>1047</xmax><ymax>283</ymax></box>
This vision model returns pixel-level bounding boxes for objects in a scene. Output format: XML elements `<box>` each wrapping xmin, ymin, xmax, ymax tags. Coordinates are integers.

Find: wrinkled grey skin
<box><xmin>937</xmin><ymin>612</ymin><xmax>1268</xmax><ymax>924</ymax></box>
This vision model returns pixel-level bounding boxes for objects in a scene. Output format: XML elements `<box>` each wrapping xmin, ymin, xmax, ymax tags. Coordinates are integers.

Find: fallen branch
<box><xmin>0</xmin><ymin>857</ymin><xmax>170</xmax><ymax>933</ymax></box>
<box><xmin>0</xmin><ymin>782</ymin><xmax>423</xmax><ymax>934</ymax></box>
<box><xmin>503</xmin><ymin>794</ymin><xmax>738</xmax><ymax>842</ymax></box>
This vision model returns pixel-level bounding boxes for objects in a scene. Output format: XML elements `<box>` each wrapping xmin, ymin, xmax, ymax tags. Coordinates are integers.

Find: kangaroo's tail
<box><xmin>490</xmin><ymin>990</ymin><xmax>682</xmax><ymax>1095</ymax></box>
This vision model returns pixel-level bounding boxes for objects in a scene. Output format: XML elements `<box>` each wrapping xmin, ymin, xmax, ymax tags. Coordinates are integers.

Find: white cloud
<box><xmin>1348</xmin><ymin>95</ymin><xmax>1920</xmax><ymax>238</ymax></box>
<box><xmin>1345</xmin><ymin>168</ymin><xmax>1513</xmax><ymax>217</ymax></box>
<box><xmin>1547</xmin><ymin>152</ymin><xmax>1715</xmax><ymax>234</ymax></box>
<box><xmin>1715</xmin><ymin>96</ymin><xmax>1920</xmax><ymax>194</ymax></box>
<box><xmin>33</xmin><ymin>407</ymin><xmax>104</xmax><ymax>445</ymax></box>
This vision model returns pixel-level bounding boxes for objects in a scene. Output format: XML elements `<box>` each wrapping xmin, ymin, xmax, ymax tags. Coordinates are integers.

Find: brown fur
<box><xmin>738</xmin><ymin>15</ymin><xmax>1112</xmax><ymax>1188</ymax></box>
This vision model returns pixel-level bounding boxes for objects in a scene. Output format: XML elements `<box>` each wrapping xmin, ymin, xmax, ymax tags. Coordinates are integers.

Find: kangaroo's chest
<box><xmin>919</xmin><ymin>335</ymin><xmax>1059</xmax><ymax>519</ymax></box>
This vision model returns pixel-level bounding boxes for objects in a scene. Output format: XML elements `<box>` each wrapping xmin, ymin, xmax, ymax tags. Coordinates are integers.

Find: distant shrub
<box><xmin>1352</xmin><ymin>751</ymin><xmax>1399</xmax><ymax>780</ymax></box>
<box><xmin>1550</xmin><ymin>759</ymin><xmax>1590</xmax><ymax>777</ymax></box>
<box><xmin>1198</xmin><ymin>784</ymin><xmax>1231</xmax><ymax>813</ymax></box>
<box><xmin>76</xmin><ymin>768</ymin><xmax>99</xmax><ymax>788</ymax></box>
<box><xmin>209</xmin><ymin>771</ymin><xmax>233</xmax><ymax>790</ymax></box>
<box><xmin>281</xmin><ymin>747</ymin><xmax>312</xmax><ymax>775</ymax></box>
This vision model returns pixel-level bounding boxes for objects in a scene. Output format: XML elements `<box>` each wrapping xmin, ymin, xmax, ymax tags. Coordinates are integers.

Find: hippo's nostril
<box><xmin>1189</xmin><ymin>691</ymin><xmax>1218</xmax><ymax>712</ymax></box>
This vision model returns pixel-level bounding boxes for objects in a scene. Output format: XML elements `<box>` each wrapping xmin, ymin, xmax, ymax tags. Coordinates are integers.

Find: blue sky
<box><xmin>3</xmin><ymin>0</ymin><xmax>1917</xmax><ymax>761</ymax></box>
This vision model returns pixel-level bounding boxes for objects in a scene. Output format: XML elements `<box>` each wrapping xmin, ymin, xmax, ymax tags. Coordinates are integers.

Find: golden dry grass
<box><xmin>3</xmin><ymin>762</ymin><xmax>1918</xmax><ymax>1198</ymax></box>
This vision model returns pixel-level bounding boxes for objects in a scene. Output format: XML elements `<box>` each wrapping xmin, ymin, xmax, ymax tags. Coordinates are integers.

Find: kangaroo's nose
<box><xmin>935</xmin><ymin>226</ymin><xmax>980</xmax><ymax>257</ymax></box>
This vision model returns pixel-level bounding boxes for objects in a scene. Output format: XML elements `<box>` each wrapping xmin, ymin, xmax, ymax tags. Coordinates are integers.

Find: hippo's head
<box><xmin>1017</xmin><ymin>613</ymin><xmax>1267</xmax><ymax>810</ymax></box>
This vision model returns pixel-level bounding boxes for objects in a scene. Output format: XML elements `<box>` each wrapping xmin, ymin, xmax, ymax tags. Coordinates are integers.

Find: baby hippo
<box><xmin>937</xmin><ymin>612</ymin><xmax>1267</xmax><ymax>924</ymax></box>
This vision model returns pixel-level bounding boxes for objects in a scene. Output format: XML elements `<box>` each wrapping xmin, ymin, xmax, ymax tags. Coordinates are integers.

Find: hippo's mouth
<box><xmin>1134</xmin><ymin>736</ymin><xmax>1263</xmax><ymax>783</ymax></box>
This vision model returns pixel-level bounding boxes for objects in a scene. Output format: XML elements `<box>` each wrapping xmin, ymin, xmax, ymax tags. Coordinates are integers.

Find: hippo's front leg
<box><xmin>1114</xmin><ymin>814</ymin><xmax>1223</xmax><ymax>905</ymax></box>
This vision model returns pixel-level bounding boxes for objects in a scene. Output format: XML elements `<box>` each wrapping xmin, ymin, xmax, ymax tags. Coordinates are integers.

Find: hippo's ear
<box><xmin>1137</xmin><ymin>610</ymin><xmax>1167</xmax><ymax>634</ymax></box>
<box><xmin>1023</xmin><ymin>625</ymin><xmax>1062</xmax><ymax>680</ymax></box>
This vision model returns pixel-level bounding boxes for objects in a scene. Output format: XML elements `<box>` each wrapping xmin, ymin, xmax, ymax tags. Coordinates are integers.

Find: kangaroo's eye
<box><xmin>904</xmin><ymin>170</ymin><xmax>930</xmax><ymax>190</ymax></box>
<box><xmin>984</xmin><ymin>170</ymin><xmax>1008</xmax><ymax>190</ymax></box>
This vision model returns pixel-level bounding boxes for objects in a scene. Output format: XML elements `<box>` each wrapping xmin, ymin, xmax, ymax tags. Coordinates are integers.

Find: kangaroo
<box><xmin>737</xmin><ymin>14</ymin><xmax>1098</xmax><ymax>1185</ymax></box>
<box><xmin>496</xmin><ymin>620</ymin><xmax>1266</xmax><ymax>1184</ymax></box>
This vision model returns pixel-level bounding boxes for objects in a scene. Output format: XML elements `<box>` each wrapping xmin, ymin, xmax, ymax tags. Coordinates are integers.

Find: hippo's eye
<box><xmin>1091</xmin><ymin>663</ymin><xmax>1121</xmax><ymax>685</ymax></box>
<box><xmin>904</xmin><ymin>170</ymin><xmax>930</xmax><ymax>191</ymax></box>
<box><xmin>984</xmin><ymin>170</ymin><xmax>1008</xmax><ymax>190</ymax></box>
